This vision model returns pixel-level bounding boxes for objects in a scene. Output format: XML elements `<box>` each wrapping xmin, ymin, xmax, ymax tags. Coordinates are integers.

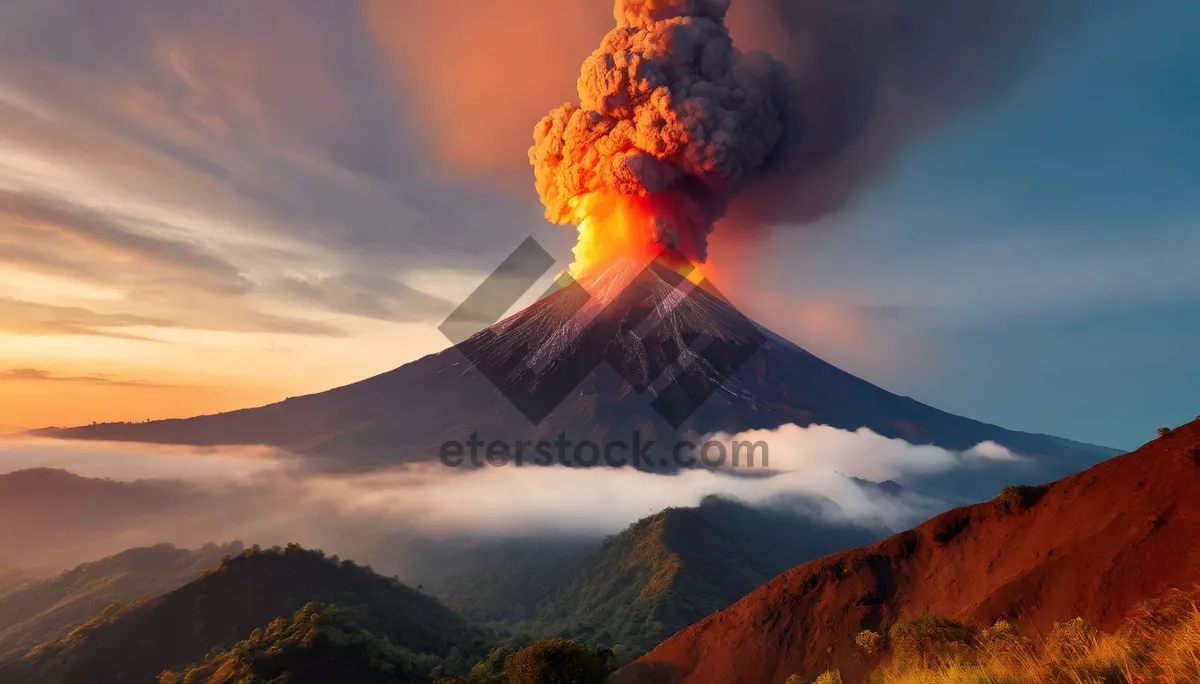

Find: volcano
<box><xmin>37</xmin><ymin>258</ymin><xmax>1116</xmax><ymax>501</ymax></box>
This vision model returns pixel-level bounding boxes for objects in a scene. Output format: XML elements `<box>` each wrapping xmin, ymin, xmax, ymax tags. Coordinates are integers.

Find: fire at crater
<box><xmin>530</xmin><ymin>0</ymin><xmax>797</xmax><ymax>278</ymax></box>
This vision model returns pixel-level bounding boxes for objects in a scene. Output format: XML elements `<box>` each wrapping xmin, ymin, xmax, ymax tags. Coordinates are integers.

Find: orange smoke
<box><xmin>529</xmin><ymin>0</ymin><xmax>796</xmax><ymax>280</ymax></box>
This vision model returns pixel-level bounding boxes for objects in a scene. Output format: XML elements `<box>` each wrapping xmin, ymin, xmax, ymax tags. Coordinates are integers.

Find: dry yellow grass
<box><xmin>859</xmin><ymin>591</ymin><xmax>1200</xmax><ymax>684</ymax></box>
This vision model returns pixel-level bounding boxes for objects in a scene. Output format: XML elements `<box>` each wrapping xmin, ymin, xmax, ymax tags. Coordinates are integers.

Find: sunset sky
<box><xmin>0</xmin><ymin>0</ymin><xmax>1196</xmax><ymax>449</ymax></box>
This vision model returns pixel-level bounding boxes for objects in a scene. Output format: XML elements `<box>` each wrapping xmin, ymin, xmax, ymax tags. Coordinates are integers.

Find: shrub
<box><xmin>888</xmin><ymin>616</ymin><xmax>974</xmax><ymax>667</ymax></box>
<box><xmin>931</xmin><ymin>511</ymin><xmax>971</xmax><ymax>544</ymax></box>
<box><xmin>980</xmin><ymin>619</ymin><xmax>1017</xmax><ymax>640</ymax></box>
<box><xmin>503</xmin><ymin>639</ymin><xmax>612</xmax><ymax>684</ymax></box>
<box><xmin>1044</xmin><ymin>617</ymin><xmax>1098</xmax><ymax>663</ymax></box>
<box><xmin>999</xmin><ymin>484</ymin><xmax>1047</xmax><ymax>510</ymax></box>
<box><xmin>855</xmin><ymin>629</ymin><xmax>883</xmax><ymax>656</ymax></box>
<box><xmin>977</xmin><ymin>619</ymin><xmax>1027</xmax><ymax>656</ymax></box>
<box><xmin>465</xmin><ymin>646</ymin><xmax>512</xmax><ymax>684</ymax></box>
<box><xmin>812</xmin><ymin>669</ymin><xmax>843</xmax><ymax>684</ymax></box>
<box><xmin>1157</xmin><ymin>426</ymin><xmax>1173</xmax><ymax>437</ymax></box>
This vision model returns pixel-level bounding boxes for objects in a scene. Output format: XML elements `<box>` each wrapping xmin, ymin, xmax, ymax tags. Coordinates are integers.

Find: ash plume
<box><xmin>529</xmin><ymin>0</ymin><xmax>797</xmax><ymax>263</ymax></box>
<box><xmin>725</xmin><ymin>0</ymin><xmax>1061</xmax><ymax>229</ymax></box>
<box><xmin>384</xmin><ymin>0</ymin><xmax>1067</xmax><ymax>240</ymax></box>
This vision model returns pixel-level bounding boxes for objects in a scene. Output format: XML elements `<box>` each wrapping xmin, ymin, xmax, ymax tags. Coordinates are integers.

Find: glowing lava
<box><xmin>565</xmin><ymin>189</ymin><xmax>705</xmax><ymax>279</ymax></box>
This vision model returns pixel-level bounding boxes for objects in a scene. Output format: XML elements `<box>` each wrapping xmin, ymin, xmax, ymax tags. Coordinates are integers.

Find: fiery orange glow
<box><xmin>567</xmin><ymin>191</ymin><xmax>660</xmax><ymax>277</ymax></box>
<box><xmin>564</xmin><ymin>189</ymin><xmax>706</xmax><ymax>280</ymax></box>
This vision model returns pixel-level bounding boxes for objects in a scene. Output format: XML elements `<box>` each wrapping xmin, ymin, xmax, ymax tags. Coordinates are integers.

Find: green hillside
<box><xmin>159</xmin><ymin>602</ymin><xmax>450</xmax><ymax>684</ymax></box>
<box><xmin>437</xmin><ymin>497</ymin><xmax>882</xmax><ymax>660</ymax></box>
<box><xmin>0</xmin><ymin>544</ymin><xmax>487</xmax><ymax>684</ymax></box>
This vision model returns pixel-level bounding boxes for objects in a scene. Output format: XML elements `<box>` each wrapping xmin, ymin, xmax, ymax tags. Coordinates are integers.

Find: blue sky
<box><xmin>748</xmin><ymin>0</ymin><xmax>1199</xmax><ymax>449</ymax></box>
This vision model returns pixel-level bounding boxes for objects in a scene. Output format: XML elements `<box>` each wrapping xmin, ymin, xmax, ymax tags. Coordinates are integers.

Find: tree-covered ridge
<box><xmin>0</xmin><ymin>542</ymin><xmax>243</xmax><ymax>658</ymax></box>
<box><xmin>438</xmin><ymin>497</ymin><xmax>880</xmax><ymax>661</ymax></box>
<box><xmin>163</xmin><ymin>613</ymin><xmax>621</xmax><ymax>684</ymax></box>
<box><xmin>0</xmin><ymin>544</ymin><xmax>487</xmax><ymax>684</ymax></box>
<box><xmin>160</xmin><ymin>602</ymin><xmax>449</xmax><ymax>684</ymax></box>
<box><xmin>537</xmin><ymin>498</ymin><xmax>877</xmax><ymax>657</ymax></box>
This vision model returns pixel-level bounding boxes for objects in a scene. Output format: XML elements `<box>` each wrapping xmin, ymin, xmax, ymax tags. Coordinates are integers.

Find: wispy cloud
<box><xmin>0</xmin><ymin>190</ymin><xmax>250</xmax><ymax>294</ymax></box>
<box><xmin>0</xmin><ymin>296</ymin><xmax>345</xmax><ymax>340</ymax></box>
<box><xmin>0</xmin><ymin>297</ymin><xmax>168</xmax><ymax>340</ymax></box>
<box><xmin>0</xmin><ymin>0</ymin><xmax>552</xmax><ymax>388</ymax></box>
<box><xmin>0</xmin><ymin>368</ymin><xmax>172</xmax><ymax>388</ymax></box>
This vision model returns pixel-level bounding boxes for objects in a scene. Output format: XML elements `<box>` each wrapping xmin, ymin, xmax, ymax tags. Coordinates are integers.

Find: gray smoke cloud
<box><xmin>725</xmin><ymin>0</ymin><xmax>1062</xmax><ymax>229</ymax></box>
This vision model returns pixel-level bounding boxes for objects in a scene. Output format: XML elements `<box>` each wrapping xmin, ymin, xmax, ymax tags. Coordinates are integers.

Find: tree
<box><xmin>503</xmin><ymin>639</ymin><xmax>613</xmax><ymax>684</ymax></box>
<box><xmin>855</xmin><ymin>629</ymin><xmax>882</xmax><ymax>657</ymax></box>
<box><xmin>888</xmin><ymin>616</ymin><xmax>973</xmax><ymax>668</ymax></box>
<box><xmin>465</xmin><ymin>647</ymin><xmax>512</xmax><ymax>684</ymax></box>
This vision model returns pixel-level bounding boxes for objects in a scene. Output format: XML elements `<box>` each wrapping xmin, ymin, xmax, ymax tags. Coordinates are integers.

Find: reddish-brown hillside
<box><xmin>619</xmin><ymin>419</ymin><xmax>1200</xmax><ymax>684</ymax></box>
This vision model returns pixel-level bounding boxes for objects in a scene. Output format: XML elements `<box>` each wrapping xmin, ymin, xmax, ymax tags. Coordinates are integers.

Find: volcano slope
<box><xmin>616</xmin><ymin>418</ymin><xmax>1200</xmax><ymax>684</ymax></box>
<box><xmin>36</xmin><ymin>259</ymin><xmax>1116</xmax><ymax>500</ymax></box>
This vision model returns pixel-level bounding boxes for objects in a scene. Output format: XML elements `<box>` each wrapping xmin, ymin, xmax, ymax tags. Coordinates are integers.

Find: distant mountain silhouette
<box><xmin>617</xmin><ymin>419</ymin><xmax>1200</xmax><ymax>683</ymax></box>
<box><xmin>0</xmin><ymin>469</ymin><xmax>202</xmax><ymax>572</ymax></box>
<box><xmin>35</xmin><ymin>259</ymin><xmax>1118</xmax><ymax>501</ymax></box>
<box><xmin>0</xmin><ymin>545</ymin><xmax>486</xmax><ymax>684</ymax></box>
<box><xmin>0</xmin><ymin>542</ymin><xmax>242</xmax><ymax>658</ymax></box>
<box><xmin>433</xmin><ymin>496</ymin><xmax>883</xmax><ymax>661</ymax></box>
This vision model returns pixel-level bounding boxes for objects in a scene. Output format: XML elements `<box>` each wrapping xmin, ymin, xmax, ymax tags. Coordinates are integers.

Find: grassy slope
<box><xmin>861</xmin><ymin>589</ymin><xmax>1200</xmax><ymax>684</ymax></box>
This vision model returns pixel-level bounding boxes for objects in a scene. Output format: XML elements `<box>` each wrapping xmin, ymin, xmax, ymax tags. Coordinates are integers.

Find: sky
<box><xmin>0</xmin><ymin>0</ymin><xmax>1195</xmax><ymax>450</ymax></box>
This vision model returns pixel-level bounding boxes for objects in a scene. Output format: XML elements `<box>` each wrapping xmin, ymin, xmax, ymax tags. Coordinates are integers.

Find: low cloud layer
<box><xmin>0</xmin><ymin>438</ymin><xmax>287</xmax><ymax>483</ymax></box>
<box><xmin>0</xmin><ymin>425</ymin><xmax>1023</xmax><ymax>575</ymax></box>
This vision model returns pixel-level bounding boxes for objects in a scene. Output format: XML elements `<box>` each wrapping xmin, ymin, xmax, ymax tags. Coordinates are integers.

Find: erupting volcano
<box><xmin>34</xmin><ymin>0</ymin><xmax>1120</xmax><ymax>507</ymax></box>
<box><xmin>530</xmin><ymin>0</ymin><xmax>796</xmax><ymax>276</ymax></box>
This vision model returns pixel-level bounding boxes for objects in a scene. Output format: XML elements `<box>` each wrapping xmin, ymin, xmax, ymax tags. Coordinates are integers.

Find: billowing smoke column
<box><xmin>530</xmin><ymin>0</ymin><xmax>797</xmax><ymax>273</ymax></box>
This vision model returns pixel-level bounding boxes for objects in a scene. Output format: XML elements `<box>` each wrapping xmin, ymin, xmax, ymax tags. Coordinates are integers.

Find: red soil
<box><xmin>618</xmin><ymin>419</ymin><xmax>1200</xmax><ymax>684</ymax></box>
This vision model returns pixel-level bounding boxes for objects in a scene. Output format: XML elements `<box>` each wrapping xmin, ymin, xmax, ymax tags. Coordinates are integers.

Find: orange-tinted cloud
<box><xmin>364</xmin><ymin>0</ymin><xmax>613</xmax><ymax>177</ymax></box>
<box><xmin>363</xmin><ymin>0</ymin><xmax>794</xmax><ymax>177</ymax></box>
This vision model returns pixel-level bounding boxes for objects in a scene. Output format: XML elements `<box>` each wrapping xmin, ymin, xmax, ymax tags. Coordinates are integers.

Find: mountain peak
<box><xmin>34</xmin><ymin>257</ymin><xmax>1117</xmax><ymax>501</ymax></box>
